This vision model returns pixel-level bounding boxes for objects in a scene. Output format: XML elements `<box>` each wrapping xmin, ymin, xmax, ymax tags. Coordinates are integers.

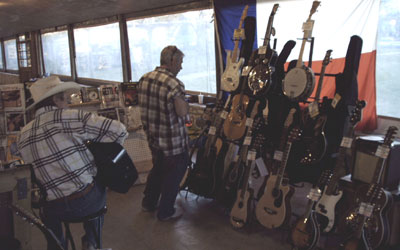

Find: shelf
<box><xmin>68</xmin><ymin>100</ymin><xmax>101</xmax><ymax>107</ymax></box>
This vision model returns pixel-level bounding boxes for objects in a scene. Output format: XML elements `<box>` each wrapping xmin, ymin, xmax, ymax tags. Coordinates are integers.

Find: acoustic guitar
<box><xmin>299</xmin><ymin>49</ymin><xmax>332</xmax><ymax>165</ymax></box>
<box><xmin>315</xmin><ymin>100</ymin><xmax>366</xmax><ymax>232</ymax></box>
<box><xmin>256</xmin><ymin>109</ymin><xmax>299</xmax><ymax>229</ymax></box>
<box><xmin>340</xmin><ymin>126</ymin><xmax>397</xmax><ymax>250</ymax></box>
<box><xmin>221</xmin><ymin>5</ymin><xmax>249</xmax><ymax>92</ymax></box>
<box><xmin>282</xmin><ymin>1</ymin><xmax>320</xmax><ymax>102</ymax></box>
<box><xmin>247</xmin><ymin>4</ymin><xmax>279</xmax><ymax>96</ymax></box>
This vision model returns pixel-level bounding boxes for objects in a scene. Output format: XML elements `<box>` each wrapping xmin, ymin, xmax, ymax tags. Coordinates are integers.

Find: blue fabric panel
<box><xmin>214</xmin><ymin>0</ymin><xmax>257</xmax><ymax>69</ymax></box>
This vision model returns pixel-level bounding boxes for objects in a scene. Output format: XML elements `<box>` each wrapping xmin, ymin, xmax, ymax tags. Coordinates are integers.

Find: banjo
<box><xmin>282</xmin><ymin>1</ymin><xmax>320</xmax><ymax>102</ymax></box>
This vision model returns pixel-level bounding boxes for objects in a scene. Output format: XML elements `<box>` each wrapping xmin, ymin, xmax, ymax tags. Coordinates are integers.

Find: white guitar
<box><xmin>282</xmin><ymin>1</ymin><xmax>320</xmax><ymax>102</ymax></box>
<box><xmin>221</xmin><ymin>5</ymin><xmax>249</xmax><ymax>92</ymax></box>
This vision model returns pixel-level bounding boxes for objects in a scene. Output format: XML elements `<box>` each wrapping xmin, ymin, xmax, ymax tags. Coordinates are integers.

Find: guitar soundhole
<box><xmin>238</xmin><ymin>201</ymin><xmax>243</xmax><ymax>209</ymax></box>
<box><xmin>272</xmin><ymin>188</ymin><xmax>283</xmax><ymax>207</ymax></box>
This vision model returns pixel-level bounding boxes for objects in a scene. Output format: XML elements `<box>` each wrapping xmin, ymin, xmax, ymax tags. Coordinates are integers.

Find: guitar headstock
<box><xmin>239</xmin><ymin>5</ymin><xmax>249</xmax><ymax>28</ymax></box>
<box><xmin>284</xmin><ymin>108</ymin><xmax>297</xmax><ymax>128</ymax></box>
<box><xmin>383</xmin><ymin>126</ymin><xmax>398</xmax><ymax>147</ymax></box>
<box><xmin>349</xmin><ymin>100</ymin><xmax>366</xmax><ymax>127</ymax></box>
<box><xmin>288</xmin><ymin>127</ymin><xmax>302</xmax><ymax>142</ymax></box>
<box><xmin>271</xmin><ymin>4</ymin><xmax>279</xmax><ymax>16</ymax></box>
<box><xmin>308</xmin><ymin>1</ymin><xmax>321</xmax><ymax>20</ymax></box>
<box><xmin>323</xmin><ymin>49</ymin><xmax>332</xmax><ymax>66</ymax></box>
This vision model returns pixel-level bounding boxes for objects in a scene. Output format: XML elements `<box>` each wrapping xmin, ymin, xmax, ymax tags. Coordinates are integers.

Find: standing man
<box><xmin>17</xmin><ymin>76</ymin><xmax>127</xmax><ymax>250</ymax></box>
<box><xmin>138</xmin><ymin>45</ymin><xmax>190</xmax><ymax>221</ymax></box>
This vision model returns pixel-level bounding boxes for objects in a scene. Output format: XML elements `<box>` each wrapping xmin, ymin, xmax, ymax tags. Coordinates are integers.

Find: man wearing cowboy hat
<box><xmin>17</xmin><ymin>76</ymin><xmax>128</xmax><ymax>250</ymax></box>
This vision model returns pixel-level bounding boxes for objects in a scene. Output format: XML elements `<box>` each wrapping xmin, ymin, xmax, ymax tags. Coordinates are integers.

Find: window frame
<box><xmin>3</xmin><ymin>36</ymin><xmax>19</xmax><ymax>74</ymax></box>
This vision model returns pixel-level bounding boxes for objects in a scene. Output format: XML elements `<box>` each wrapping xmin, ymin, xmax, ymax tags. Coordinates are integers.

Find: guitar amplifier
<box><xmin>351</xmin><ymin>135</ymin><xmax>400</xmax><ymax>191</ymax></box>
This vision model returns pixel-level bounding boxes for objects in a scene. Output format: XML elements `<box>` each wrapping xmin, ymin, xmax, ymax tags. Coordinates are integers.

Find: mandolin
<box><xmin>340</xmin><ymin>126</ymin><xmax>397</xmax><ymax>250</ymax></box>
<box><xmin>299</xmin><ymin>49</ymin><xmax>332</xmax><ymax>165</ymax></box>
<box><xmin>247</xmin><ymin>4</ymin><xmax>279</xmax><ymax>96</ymax></box>
<box><xmin>315</xmin><ymin>100</ymin><xmax>366</xmax><ymax>232</ymax></box>
<box><xmin>256</xmin><ymin>109</ymin><xmax>299</xmax><ymax>229</ymax></box>
<box><xmin>282</xmin><ymin>1</ymin><xmax>320</xmax><ymax>102</ymax></box>
<box><xmin>290</xmin><ymin>170</ymin><xmax>331</xmax><ymax>250</ymax></box>
<box><xmin>221</xmin><ymin>5</ymin><xmax>249</xmax><ymax>92</ymax></box>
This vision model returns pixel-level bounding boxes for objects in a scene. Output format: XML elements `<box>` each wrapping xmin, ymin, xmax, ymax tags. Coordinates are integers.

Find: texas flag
<box><xmin>214</xmin><ymin>0</ymin><xmax>379</xmax><ymax>131</ymax></box>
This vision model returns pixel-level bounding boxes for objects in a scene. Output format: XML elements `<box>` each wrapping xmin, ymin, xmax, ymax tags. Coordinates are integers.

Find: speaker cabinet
<box><xmin>352</xmin><ymin>135</ymin><xmax>400</xmax><ymax>191</ymax></box>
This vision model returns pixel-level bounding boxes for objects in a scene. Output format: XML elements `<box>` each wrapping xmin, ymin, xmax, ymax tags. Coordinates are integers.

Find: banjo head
<box><xmin>283</xmin><ymin>67</ymin><xmax>315</xmax><ymax>101</ymax></box>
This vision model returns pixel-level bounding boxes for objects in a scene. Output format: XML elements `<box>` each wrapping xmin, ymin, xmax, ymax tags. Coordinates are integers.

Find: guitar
<box><xmin>186</xmin><ymin>95</ymin><xmax>232</xmax><ymax>197</ymax></box>
<box><xmin>219</xmin><ymin>101</ymin><xmax>260</xmax><ymax>208</ymax></box>
<box><xmin>247</xmin><ymin>4</ymin><xmax>279</xmax><ymax>96</ymax></box>
<box><xmin>230</xmin><ymin>110</ymin><xmax>264</xmax><ymax>229</ymax></box>
<box><xmin>282</xmin><ymin>1</ymin><xmax>320</xmax><ymax>102</ymax></box>
<box><xmin>315</xmin><ymin>100</ymin><xmax>366</xmax><ymax>233</ymax></box>
<box><xmin>3</xmin><ymin>202</ymin><xmax>65</xmax><ymax>250</ymax></box>
<box><xmin>341</xmin><ymin>126</ymin><xmax>397</xmax><ymax>250</ymax></box>
<box><xmin>256</xmin><ymin>109</ymin><xmax>299</xmax><ymax>229</ymax></box>
<box><xmin>299</xmin><ymin>50</ymin><xmax>332</xmax><ymax>165</ymax></box>
<box><xmin>290</xmin><ymin>170</ymin><xmax>331</xmax><ymax>250</ymax></box>
<box><xmin>221</xmin><ymin>5</ymin><xmax>249</xmax><ymax>92</ymax></box>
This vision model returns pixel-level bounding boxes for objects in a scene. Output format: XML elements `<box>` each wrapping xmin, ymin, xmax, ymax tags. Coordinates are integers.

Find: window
<box><xmin>127</xmin><ymin>9</ymin><xmax>216</xmax><ymax>94</ymax></box>
<box><xmin>0</xmin><ymin>44</ymin><xmax>3</xmax><ymax>69</ymax></box>
<box><xmin>74</xmin><ymin>23</ymin><xmax>123</xmax><ymax>82</ymax></box>
<box><xmin>376</xmin><ymin>0</ymin><xmax>400</xmax><ymax>118</ymax></box>
<box><xmin>42</xmin><ymin>30</ymin><xmax>71</xmax><ymax>76</ymax></box>
<box><xmin>4</xmin><ymin>39</ymin><xmax>18</xmax><ymax>71</ymax></box>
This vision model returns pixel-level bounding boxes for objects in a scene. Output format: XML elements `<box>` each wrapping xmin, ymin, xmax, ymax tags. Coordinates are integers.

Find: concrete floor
<box><xmin>31</xmin><ymin>184</ymin><xmax>294</xmax><ymax>250</ymax></box>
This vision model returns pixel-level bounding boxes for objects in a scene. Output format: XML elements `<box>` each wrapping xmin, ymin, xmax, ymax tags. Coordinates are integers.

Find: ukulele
<box><xmin>247</xmin><ymin>4</ymin><xmax>279</xmax><ymax>96</ymax></box>
<box><xmin>282</xmin><ymin>1</ymin><xmax>320</xmax><ymax>102</ymax></box>
<box><xmin>256</xmin><ymin>109</ymin><xmax>299</xmax><ymax>229</ymax></box>
<box><xmin>299</xmin><ymin>49</ymin><xmax>332</xmax><ymax>165</ymax></box>
<box><xmin>221</xmin><ymin>5</ymin><xmax>249</xmax><ymax>92</ymax></box>
<box><xmin>315</xmin><ymin>100</ymin><xmax>366</xmax><ymax>232</ymax></box>
<box><xmin>230</xmin><ymin>111</ymin><xmax>264</xmax><ymax>229</ymax></box>
<box><xmin>290</xmin><ymin>170</ymin><xmax>331</xmax><ymax>250</ymax></box>
<box><xmin>219</xmin><ymin>101</ymin><xmax>260</xmax><ymax>208</ymax></box>
<box><xmin>341</xmin><ymin>126</ymin><xmax>397</xmax><ymax>250</ymax></box>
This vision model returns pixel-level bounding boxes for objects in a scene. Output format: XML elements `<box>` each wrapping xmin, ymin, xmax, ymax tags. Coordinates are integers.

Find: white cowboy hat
<box><xmin>27</xmin><ymin>76</ymin><xmax>81</xmax><ymax>110</ymax></box>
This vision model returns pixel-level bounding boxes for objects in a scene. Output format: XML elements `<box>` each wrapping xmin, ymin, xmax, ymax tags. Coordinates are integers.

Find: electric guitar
<box><xmin>247</xmin><ymin>4</ymin><xmax>279</xmax><ymax>96</ymax></box>
<box><xmin>282</xmin><ymin>1</ymin><xmax>320</xmax><ymax>102</ymax></box>
<box><xmin>315</xmin><ymin>100</ymin><xmax>366</xmax><ymax>232</ymax></box>
<box><xmin>256</xmin><ymin>109</ymin><xmax>299</xmax><ymax>229</ymax></box>
<box><xmin>219</xmin><ymin>101</ymin><xmax>260</xmax><ymax>208</ymax></box>
<box><xmin>230</xmin><ymin>109</ymin><xmax>264</xmax><ymax>229</ymax></box>
<box><xmin>299</xmin><ymin>49</ymin><xmax>332</xmax><ymax>165</ymax></box>
<box><xmin>341</xmin><ymin>126</ymin><xmax>397</xmax><ymax>250</ymax></box>
<box><xmin>221</xmin><ymin>5</ymin><xmax>249</xmax><ymax>92</ymax></box>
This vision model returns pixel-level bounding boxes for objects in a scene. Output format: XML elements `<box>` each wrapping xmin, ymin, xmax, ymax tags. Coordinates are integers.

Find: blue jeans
<box><xmin>41</xmin><ymin>181</ymin><xmax>106</xmax><ymax>250</ymax></box>
<box><xmin>142</xmin><ymin>148</ymin><xmax>188</xmax><ymax>219</ymax></box>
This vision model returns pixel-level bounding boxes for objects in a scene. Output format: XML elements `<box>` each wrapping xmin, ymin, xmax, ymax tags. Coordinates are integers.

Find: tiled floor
<box><xmin>31</xmin><ymin>184</ymin><xmax>293</xmax><ymax>250</ymax></box>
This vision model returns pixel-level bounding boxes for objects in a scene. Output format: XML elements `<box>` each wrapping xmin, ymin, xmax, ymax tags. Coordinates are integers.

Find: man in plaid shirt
<box><xmin>139</xmin><ymin>45</ymin><xmax>190</xmax><ymax>221</ymax></box>
<box><xmin>18</xmin><ymin>76</ymin><xmax>127</xmax><ymax>250</ymax></box>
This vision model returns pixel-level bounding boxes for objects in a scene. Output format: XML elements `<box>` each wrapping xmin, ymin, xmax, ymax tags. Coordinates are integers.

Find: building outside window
<box><xmin>42</xmin><ymin>30</ymin><xmax>71</xmax><ymax>76</ymax></box>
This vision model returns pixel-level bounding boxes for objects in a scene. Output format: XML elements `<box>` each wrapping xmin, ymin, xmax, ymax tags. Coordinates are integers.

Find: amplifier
<box><xmin>351</xmin><ymin>135</ymin><xmax>400</xmax><ymax>191</ymax></box>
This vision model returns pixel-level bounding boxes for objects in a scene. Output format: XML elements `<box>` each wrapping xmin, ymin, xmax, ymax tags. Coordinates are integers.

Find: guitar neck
<box><xmin>231</xmin><ymin>40</ymin><xmax>240</xmax><ymax>63</ymax></box>
<box><xmin>275</xmin><ymin>141</ymin><xmax>292</xmax><ymax>188</ymax></box>
<box><xmin>314</xmin><ymin>62</ymin><xmax>327</xmax><ymax>101</ymax></box>
<box><xmin>296</xmin><ymin>35</ymin><xmax>308</xmax><ymax>68</ymax></box>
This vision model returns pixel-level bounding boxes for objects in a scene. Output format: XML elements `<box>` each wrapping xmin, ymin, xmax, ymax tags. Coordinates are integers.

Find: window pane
<box><xmin>127</xmin><ymin>9</ymin><xmax>216</xmax><ymax>94</ymax></box>
<box><xmin>0</xmin><ymin>44</ymin><xmax>3</xmax><ymax>69</ymax></box>
<box><xmin>74</xmin><ymin>23</ymin><xmax>123</xmax><ymax>82</ymax></box>
<box><xmin>376</xmin><ymin>0</ymin><xmax>400</xmax><ymax>118</ymax></box>
<box><xmin>4</xmin><ymin>39</ymin><xmax>18</xmax><ymax>70</ymax></box>
<box><xmin>42</xmin><ymin>30</ymin><xmax>71</xmax><ymax>76</ymax></box>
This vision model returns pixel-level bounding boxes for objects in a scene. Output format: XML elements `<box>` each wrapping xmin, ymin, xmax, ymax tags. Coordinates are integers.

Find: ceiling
<box><xmin>0</xmin><ymin>0</ymin><xmax>205</xmax><ymax>38</ymax></box>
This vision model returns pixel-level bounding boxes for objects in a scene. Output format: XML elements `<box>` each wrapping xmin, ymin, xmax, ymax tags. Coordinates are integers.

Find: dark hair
<box><xmin>34</xmin><ymin>92</ymin><xmax>65</xmax><ymax>112</ymax></box>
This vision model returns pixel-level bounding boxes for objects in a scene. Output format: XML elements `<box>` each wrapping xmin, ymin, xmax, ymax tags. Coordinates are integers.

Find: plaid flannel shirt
<box><xmin>138</xmin><ymin>67</ymin><xmax>189</xmax><ymax>156</ymax></box>
<box><xmin>17</xmin><ymin>106</ymin><xmax>128</xmax><ymax>201</ymax></box>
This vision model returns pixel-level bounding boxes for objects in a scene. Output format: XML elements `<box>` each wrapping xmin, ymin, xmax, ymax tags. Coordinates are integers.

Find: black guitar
<box><xmin>247</xmin><ymin>4</ymin><xmax>279</xmax><ymax>96</ymax></box>
<box><xmin>86</xmin><ymin>141</ymin><xmax>138</xmax><ymax>194</ymax></box>
<box><xmin>299</xmin><ymin>50</ymin><xmax>332</xmax><ymax>166</ymax></box>
<box><xmin>340</xmin><ymin>126</ymin><xmax>397</xmax><ymax>250</ymax></box>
